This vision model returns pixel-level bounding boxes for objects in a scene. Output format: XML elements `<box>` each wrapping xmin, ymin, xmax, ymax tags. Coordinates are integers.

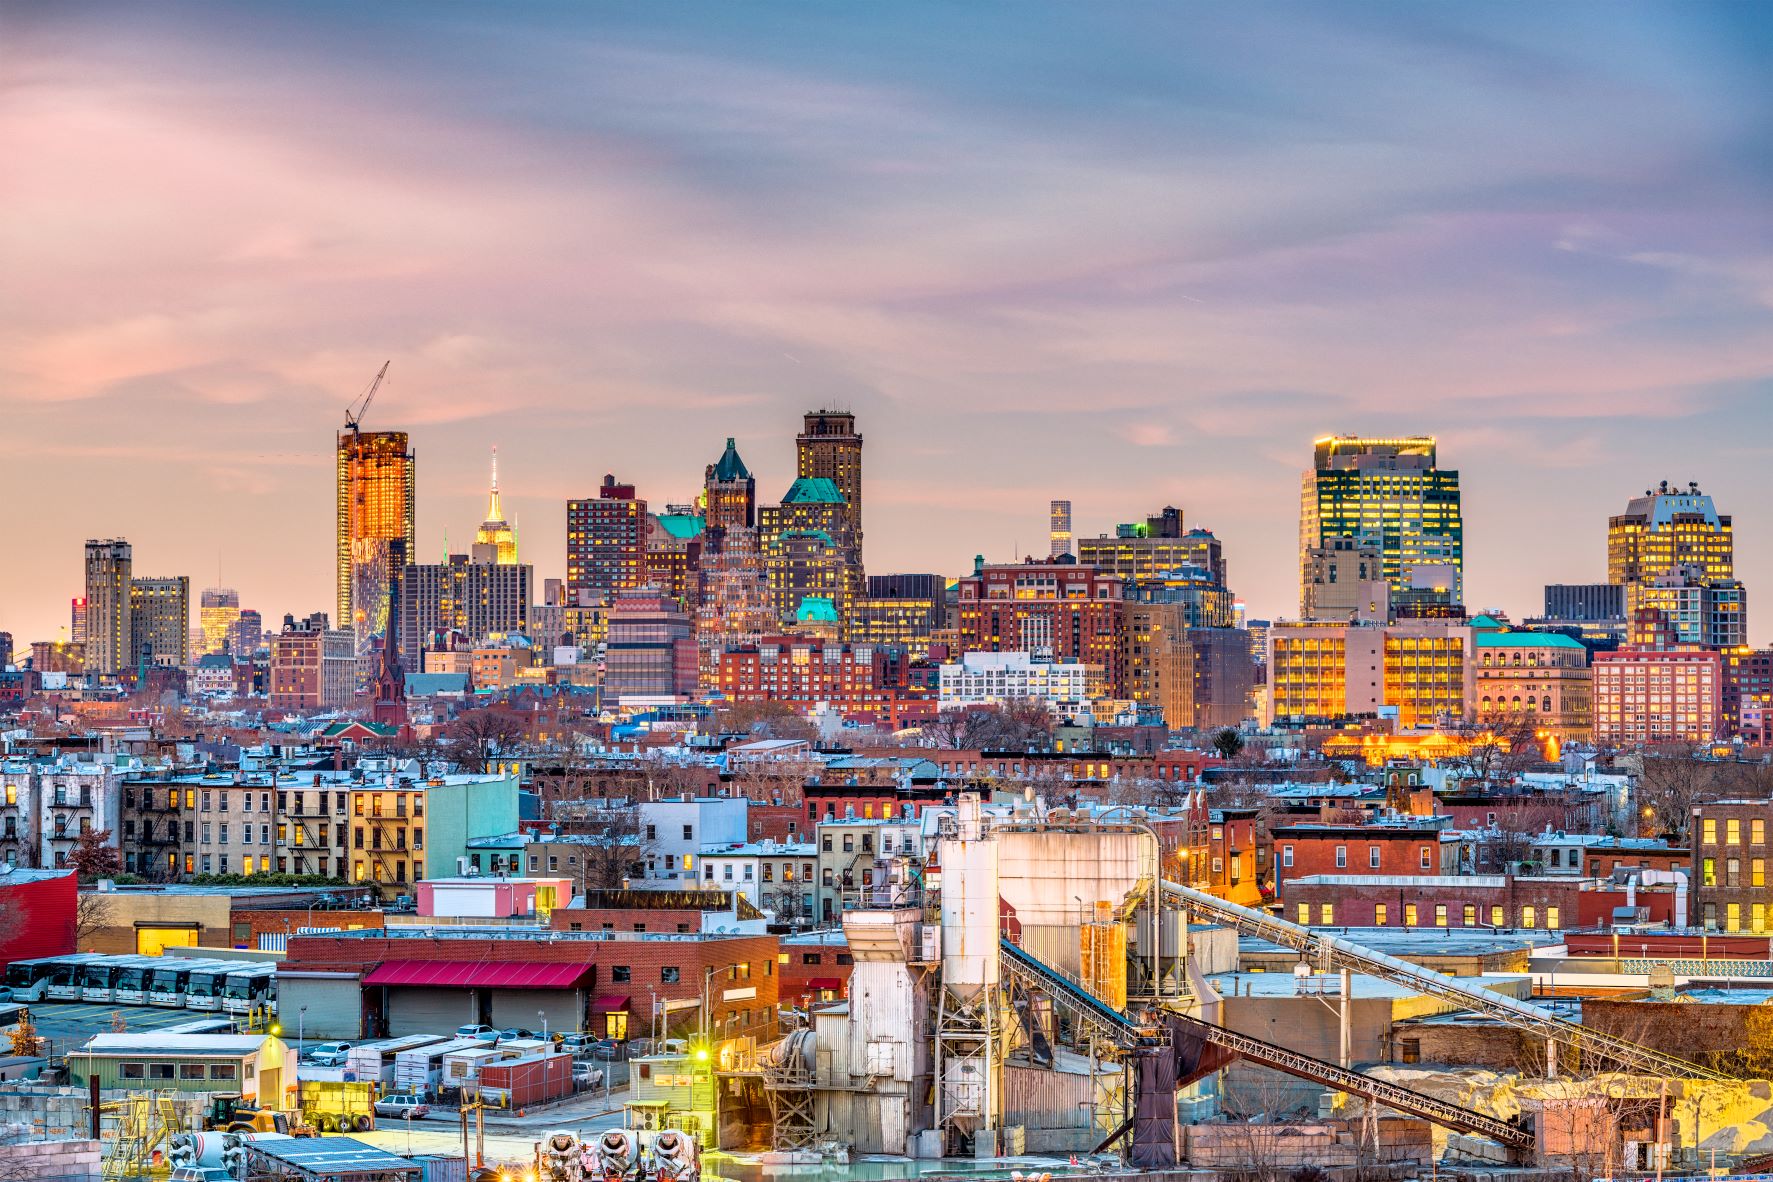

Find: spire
<box><xmin>712</xmin><ymin>437</ymin><xmax>752</xmax><ymax>482</ymax></box>
<box><xmin>485</xmin><ymin>445</ymin><xmax>504</xmax><ymax>523</ymax></box>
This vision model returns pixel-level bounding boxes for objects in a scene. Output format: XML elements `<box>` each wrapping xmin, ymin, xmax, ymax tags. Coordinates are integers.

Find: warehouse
<box><xmin>70</xmin><ymin>1033</ymin><xmax>290</xmax><ymax>1104</ymax></box>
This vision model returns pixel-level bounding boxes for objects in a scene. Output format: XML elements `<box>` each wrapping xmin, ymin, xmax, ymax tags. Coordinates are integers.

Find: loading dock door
<box><xmin>489</xmin><ymin>989</ymin><xmax>582</xmax><ymax>1036</ymax></box>
<box><xmin>386</xmin><ymin>987</ymin><xmax>477</xmax><ymax>1037</ymax></box>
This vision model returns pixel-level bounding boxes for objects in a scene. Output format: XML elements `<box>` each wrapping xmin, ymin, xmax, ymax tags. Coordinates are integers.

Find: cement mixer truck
<box><xmin>647</xmin><ymin>1130</ymin><xmax>700</xmax><ymax>1182</ymax></box>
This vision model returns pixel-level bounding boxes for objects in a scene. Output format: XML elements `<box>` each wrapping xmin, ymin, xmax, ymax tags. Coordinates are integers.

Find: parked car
<box><xmin>373</xmin><ymin>1094</ymin><xmax>430</xmax><ymax>1120</ymax></box>
<box><xmin>586</xmin><ymin>1039</ymin><xmax>623</xmax><ymax>1061</ymax></box>
<box><xmin>305</xmin><ymin>1042</ymin><xmax>353</xmax><ymax>1066</ymax></box>
<box><xmin>455</xmin><ymin>1024</ymin><xmax>499</xmax><ymax>1039</ymax></box>
<box><xmin>494</xmin><ymin>1028</ymin><xmax>535</xmax><ymax>1042</ymax></box>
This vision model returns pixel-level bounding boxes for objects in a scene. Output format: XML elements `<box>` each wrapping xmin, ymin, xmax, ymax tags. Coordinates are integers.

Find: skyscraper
<box><xmin>1299</xmin><ymin>436</ymin><xmax>1463</xmax><ymax>610</ymax></box>
<box><xmin>199</xmin><ymin>587</ymin><xmax>241</xmax><ymax>655</ymax></box>
<box><xmin>759</xmin><ymin>477</ymin><xmax>862</xmax><ymax>628</ymax></box>
<box><xmin>128</xmin><ymin>576</ymin><xmax>189</xmax><ymax>670</ymax></box>
<box><xmin>704</xmin><ymin>437</ymin><xmax>756</xmax><ymax>530</ymax></box>
<box><xmin>473</xmin><ymin>446</ymin><xmax>519</xmax><ymax>565</ymax></box>
<box><xmin>399</xmin><ymin>553</ymin><xmax>533</xmax><ymax>670</ymax></box>
<box><xmin>337</xmin><ymin>427</ymin><xmax>415</xmax><ymax>654</ymax></box>
<box><xmin>83</xmin><ymin>539</ymin><xmax>132</xmax><ymax>676</ymax></box>
<box><xmin>1049</xmin><ymin>500</ymin><xmax>1072</xmax><ymax>557</ymax></box>
<box><xmin>795</xmin><ymin>410</ymin><xmax>863</xmax><ymax>541</ymax></box>
<box><xmin>1608</xmin><ymin>481</ymin><xmax>1741</xmax><ymax>642</ymax></box>
<box><xmin>566</xmin><ymin>475</ymin><xmax>647</xmax><ymax>600</ymax></box>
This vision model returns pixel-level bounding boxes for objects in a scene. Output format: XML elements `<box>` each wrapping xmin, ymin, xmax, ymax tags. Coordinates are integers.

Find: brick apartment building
<box><xmin>1281</xmin><ymin>873</ymin><xmax>1682</xmax><ymax>931</ymax></box>
<box><xmin>1272</xmin><ymin>819</ymin><xmax>1470</xmax><ymax>895</ymax></box>
<box><xmin>1691</xmin><ymin>800</ymin><xmax>1773</xmax><ymax>932</ymax></box>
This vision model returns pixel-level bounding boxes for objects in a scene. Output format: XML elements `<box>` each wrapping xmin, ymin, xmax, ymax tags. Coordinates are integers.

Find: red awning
<box><xmin>363</xmin><ymin>960</ymin><xmax>593</xmax><ymax>990</ymax></box>
<box><xmin>592</xmin><ymin>994</ymin><xmax>630</xmax><ymax>1013</ymax></box>
<box><xmin>803</xmin><ymin>978</ymin><xmax>844</xmax><ymax>991</ymax></box>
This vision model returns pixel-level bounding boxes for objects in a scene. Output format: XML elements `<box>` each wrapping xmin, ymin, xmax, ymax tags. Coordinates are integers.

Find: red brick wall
<box><xmin>284</xmin><ymin>931</ymin><xmax>780</xmax><ymax>1034</ymax></box>
<box><xmin>1273</xmin><ymin>827</ymin><xmax>1447</xmax><ymax>890</ymax></box>
<box><xmin>1282</xmin><ymin>876</ymin><xmax>1681</xmax><ymax>930</ymax></box>
<box><xmin>777</xmin><ymin>946</ymin><xmax>852</xmax><ymax>1004</ymax></box>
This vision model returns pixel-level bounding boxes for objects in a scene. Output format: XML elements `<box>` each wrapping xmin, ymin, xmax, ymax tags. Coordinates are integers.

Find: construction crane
<box><xmin>343</xmin><ymin>361</ymin><xmax>391</xmax><ymax>434</ymax></box>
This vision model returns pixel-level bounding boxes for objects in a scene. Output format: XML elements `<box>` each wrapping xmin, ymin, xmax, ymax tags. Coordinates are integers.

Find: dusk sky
<box><xmin>4</xmin><ymin>2</ymin><xmax>1770</xmax><ymax>646</ymax></box>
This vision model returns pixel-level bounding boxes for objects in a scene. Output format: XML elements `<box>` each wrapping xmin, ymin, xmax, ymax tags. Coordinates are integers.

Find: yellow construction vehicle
<box><xmin>203</xmin><ymin>1093</ymin><xmax>315</xmax><ymax>1137</ymax></box>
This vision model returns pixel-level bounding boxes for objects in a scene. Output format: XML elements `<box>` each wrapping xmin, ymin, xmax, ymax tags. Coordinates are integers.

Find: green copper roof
<box><xmin>711</xmin><ymin>437</ymin><xmax>751</xmax><ymax>482</ymax></box>
<box><xmin>1474</xmin><ymin>630</ymin><xmax>1587</xmax><ymax>650</ymax></box>
<box><xmin>1468</xmin><ymin>614</ymin><xmax>1505</xmax><ymax>629</ymax></box>
<box><xmin>796</xmin><ymin>596</ymin><xmax>840</xmax><ymax>623</ymax></box>
<box><xmin>656</xmin><ymin>513</ymin><xmax>705</xmax><ymax>540</ymax></box>
<box><xmin>781</xmin><ymin>476</ymin><xmax>845</xmax><ymax>504</ymax></box>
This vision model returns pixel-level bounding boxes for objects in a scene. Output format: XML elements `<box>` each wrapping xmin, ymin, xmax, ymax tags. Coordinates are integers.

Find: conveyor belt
<box><xmin>1000</xmin><ymin>938</ymin><xmax>1534</xmax><ymax>1152</ymax></box>
<box><xmin>1162</xmin><ymin>879</ymin><xmax>1726</xmax><ymax>1081</ymax></box>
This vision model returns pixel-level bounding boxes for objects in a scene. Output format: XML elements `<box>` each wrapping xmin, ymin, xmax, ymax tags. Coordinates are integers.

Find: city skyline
<box><xmin>5</xmin><ymin>2</ymin><xmax>1771</xmax><ymax>643</ymax></box>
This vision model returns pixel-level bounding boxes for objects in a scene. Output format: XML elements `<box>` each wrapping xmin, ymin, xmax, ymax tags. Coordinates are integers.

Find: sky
<box><xmin>3</xmin><ymin>2</ymin><xmax>1771</xmax><ymax>646</ymax></box>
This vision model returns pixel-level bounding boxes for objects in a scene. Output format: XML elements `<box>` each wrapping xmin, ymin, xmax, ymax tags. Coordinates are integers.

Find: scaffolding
<box><xmin>100</xmin><ymin>1090</ymin><xmax>187</xmax><ymax>1182</ymax></box>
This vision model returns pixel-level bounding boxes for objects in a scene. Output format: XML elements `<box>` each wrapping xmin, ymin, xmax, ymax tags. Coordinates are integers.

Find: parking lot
<box><xmin>20</xmin><ymin>1001</ymin><xmax>237</xmax><ymax>1057</ymax></box>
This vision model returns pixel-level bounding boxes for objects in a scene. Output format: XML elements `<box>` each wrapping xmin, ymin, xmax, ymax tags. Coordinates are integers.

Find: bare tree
<box><xmin>1637</xmin><ymin>753</ymin><xmax>1726</xmax><ymax>840</ymax></box>
<box><xmin>1447</xmin><ymin>709</ymin><xmax>1545</xmax><ymax>787</ymax></box>
<box><xmin>567</xmin><ymin>808</ymin><xmax>658</xmax><ymax>893</ymax></box>
<box><xmin>921</xmin><ymin>701</ymin><xmax>1054</xmax><ymax>752</ymax></box>
<box><xmin>716</xmin><ymin>700</ymin><xmax>818</xmax><ymax>742</ymax></box>
<box><xmin>442</xmin><ymin>707</ymin><xmax>528</xmax><ymax>773</ymax></box>
<box><xmin>75</xmin><ymin>891</ymin><xmax>113</xmax><ymax>949</ymax></box>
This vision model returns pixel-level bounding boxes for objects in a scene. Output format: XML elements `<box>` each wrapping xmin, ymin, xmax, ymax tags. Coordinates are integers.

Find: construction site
<box><xmin>716</xmin><ymin>794</ymin><xmax>1756</xmax><ymax>1177</ymax></box>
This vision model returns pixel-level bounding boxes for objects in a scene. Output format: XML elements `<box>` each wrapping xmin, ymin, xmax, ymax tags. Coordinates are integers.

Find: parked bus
<box><xmin>45</xmin><ymin>954</ymin><xmax>107</xmax><ymax>1001</ymax></box>
<box><xmin>112</xmin><ymin>956</ymin><xmax>165</xmax><ymax>1005</ymax></box>
<box><xmin>82</xmin><ymin>955</ymin><xmax>160</xmax><ymax>1003</ymax></box>
<box><xmin>177</xmin><ymin>961</ymin><xmax>243</xmax><ymax>1011</ymax></box>
<box><xmin>221</xmin><ymin>965</ymin><xmax>277</xmax><ymax>1015</ymax></box>
<box><xmin>147</xmin><ymin>958</ymin><xmax>232</xmax><ymax>1009</ymax></box>
<box><xmin>2</xmin><ymin>957</ymin><xmax>64</xmax><ymax>1003</ymax></box>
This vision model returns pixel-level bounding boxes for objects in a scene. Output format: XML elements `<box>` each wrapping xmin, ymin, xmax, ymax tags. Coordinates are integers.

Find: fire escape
<box><xmin>0</xmin><ymin>777</ymin><xmax>28</xmax><ymax>867</ymax></box>
<box><xmin>284</xmin><ymin>788</ymin><xmax>328</xmax><ymax>877</ymax></box>
<box><xmin>362</xmin><ymin>791</ymin><xmax>418</xmax><ymax>892</ymax></box>
<box><xmin>134</xmin><ymin>784</ymin><xmax>181</xmax><ymax>880</ymax></box>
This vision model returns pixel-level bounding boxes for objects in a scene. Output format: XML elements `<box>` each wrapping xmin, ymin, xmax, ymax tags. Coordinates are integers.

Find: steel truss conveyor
<box><xmin>999</xmin><ymin>938</ymin><xmax>1535</xmax><ymax>1153</ymax></box>
<box><xmin>1160</xmin><ymin>879</ymin><xmax>1726</xmax><ymax>1081</ymax></box>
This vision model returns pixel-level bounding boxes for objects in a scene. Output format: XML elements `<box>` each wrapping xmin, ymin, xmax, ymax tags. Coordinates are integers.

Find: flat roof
<box><xmin>244</xmin><ymin>1135</ymin><xmax>419</xmax><ymax>1179</ymax></box>
<box><xmin>1210</xmin><ymin>970</ymin><xmax>1530</xmax><ymax>1002</ymax></box>
<box><xmin>80</xmin><ymin>1034</ymin><xmax>271</xmax><ymax>1056</ymax></box>
<box><xmin>1239</xmin><ymin>928</ymin><xmax>1561</xmax><ymax>958</ymax></box>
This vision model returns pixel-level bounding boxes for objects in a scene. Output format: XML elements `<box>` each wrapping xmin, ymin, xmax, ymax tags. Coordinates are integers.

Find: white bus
<box><xmin>112</xmin><ymin>957</ymin><xmax>165</xmax><ymax>1005</ymax></box>
<box><xmin>147</xmin><ymin>959</ymin><xmax>231</xmax><ymax>1009</ymax></box>
<box><xmin>81</xmin><ymin>955</ymin><xmax>160</xmax><ymax>1003</ymax></box>
<box><xmin>2</xmin><ymin>957</ymin><xmax>63</xmax><ymax>1003</ymax></box>
<box><xmin>45</xmin><ymin>954</ymin><xmax>107</xmax><ymax>1001</ymax></box>
<box><xmin>221</xmin><ymin>964</ymin><xmax>277</xmax><ymax>1015</ymax></box>
<box><xmin>178</xmin><ymin>961</ymin><xmax>243</xmax><ymax>1011</ymax></box>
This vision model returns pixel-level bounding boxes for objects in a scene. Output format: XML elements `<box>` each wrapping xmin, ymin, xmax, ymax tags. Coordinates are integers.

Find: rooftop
<box><xmin>1240</xmin><ymin>927</ymin><xmax>1562</xmax><ymax>957</ymax></box>
<box><xmin>780</xmin><ymin>477</ymin><xmax>846</xmax><ymax>505</ymax></box>
<box><xmin>80</xmin><ymin>1033</ymin><xmax>274</xmax><ymax>1056</ymax></box>
<box><xmin>1475</xmin><ymin>630</ymin><xmax>1587</xmax><ymax>651</ymax></box>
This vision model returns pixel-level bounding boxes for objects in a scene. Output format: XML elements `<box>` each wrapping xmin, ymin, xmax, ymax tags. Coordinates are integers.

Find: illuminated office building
<box><xmin>1049</xmin><ymin>500</ymin><xmax>1072</xmax><ymax>557</ymax></box>
<box><xmin>566</xmin><ymin>475</ymin><xmax>647</xmax><ymax>600</ymax></box>
<box><xmin>759</xmin><ymin>477</ymin><xmax>861</xmax><ymax>629</ymax></box>
<box><xmin>399</xmin><ymin>554</ymin><xmax>533</xmax><ymax>670</ymax></box>
<box><xmin>645</xmin><ymin>511</ymin><xmax>705</xmax><ymax>611</ymax></box>
<box><xmin>337</xmin><ymin>428</ymin><xmax>415</xmax><ymax>655</ymax></box>
<box><xmin>1301</xmin><ymin>539</ymin><xmax>1387</xmax><ymax>622</ymax></box>
<box><xmin>1608</xmin><ymin>482</ymin><xmax>1742</xmax><ymax>642</ymax></box>
<box><xmin>129</xmin><ymin>576</ymin><xmax>190</xmax><ymax>670</ymax></box>
<box><xmin>1299</xmin><ymin>436</ymin><xmax>1463</xmax><ymax>610</ymax></box>
<box><xmin>955</xmin><ymin>556</ymin><xmax>1127</xmax><ymax>695</ymax></box>
<box><xmin>199</xmin><ymin>587</ymin><xmax>240</xmax><ymax>656</ymax></box>
<box><xmin>83</xmin><ymin>539</ymin><xmax>133</xmax><ymax>676</ymax></box>
<box><xmin>796</xmin><ymin>411</ymin><xmax>863</xmax><ymax>542</ymax></box>
<box><xmin>1630</xmin><ymin>566</ymin><xmax>1747</xmax><ymax>650</ymax></box>
<box><xmin>704</xmin><ymin>438</ymin><xmax>756</xmax><ymax>530</ymax></box>
<box><xmin>1266</xmin><ymin>619</ymin><xmax>1472</xmax><ymax>728</ymax></box>
<box><xmin>472</xmin><ymin>447</ymin><xmax>519</xmax><ymax>565</ymax></box>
